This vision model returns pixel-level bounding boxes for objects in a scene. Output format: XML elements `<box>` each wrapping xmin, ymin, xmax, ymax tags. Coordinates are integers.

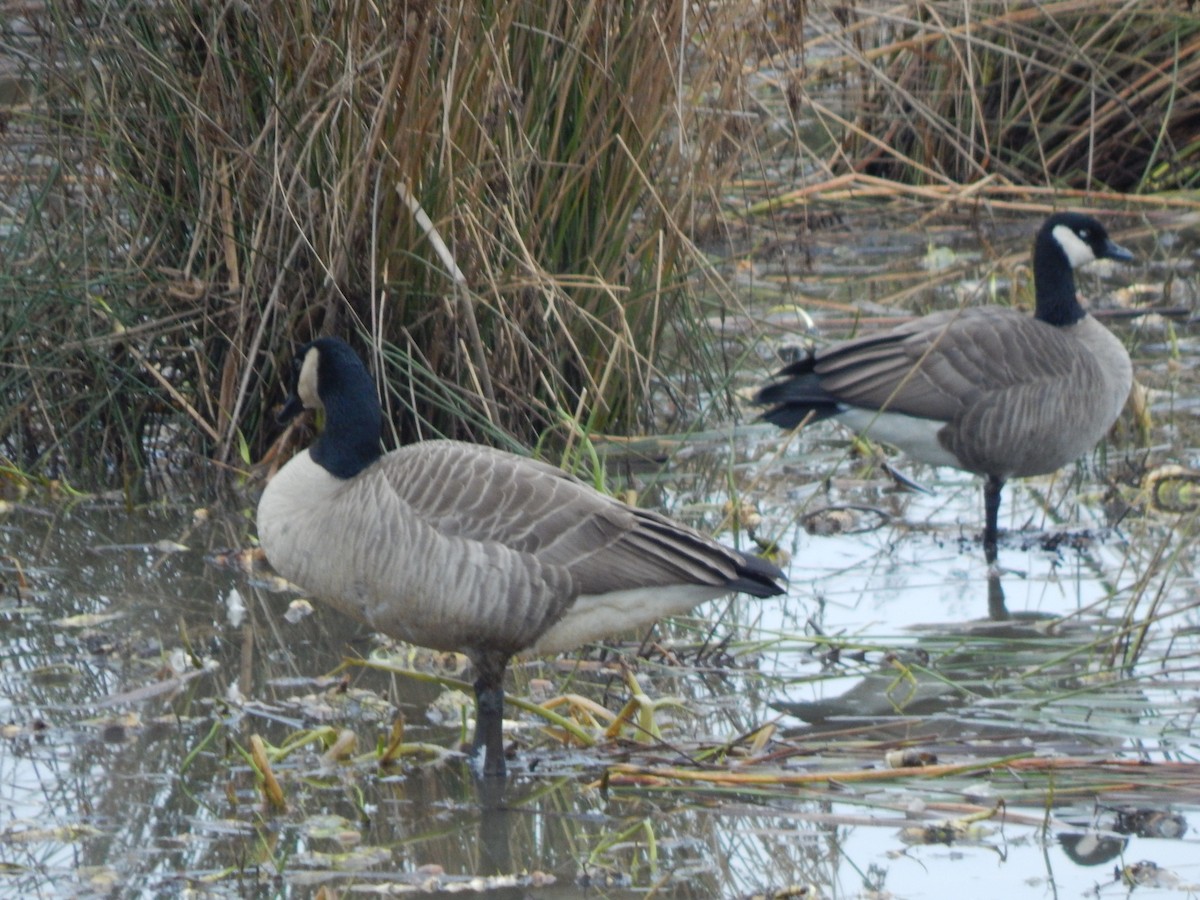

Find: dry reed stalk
<box><xmin>783</xmin><ymin>1</ymin><xmax>1200</xmax><ymax>192</ymax></box>
<box><xmin>3</xmin><ymin>0</ymin><xmax>772</xmax><ymax>484</ymax></box>
<box><xmin>6</xmin><ymin>0</ymin><xmax>1195</xmax><ymax>486</ymax></box>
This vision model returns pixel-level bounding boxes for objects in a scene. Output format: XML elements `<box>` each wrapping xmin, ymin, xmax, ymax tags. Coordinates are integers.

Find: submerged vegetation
<box><xmin>3</xmin><ymin>467</ymin><xmax>1200</xmax><ymax>894</ymax></box>
<box><xmin>0</xmin><ymin>1</ymin><xmax>1198</xmax><ymax>486</ymax></box>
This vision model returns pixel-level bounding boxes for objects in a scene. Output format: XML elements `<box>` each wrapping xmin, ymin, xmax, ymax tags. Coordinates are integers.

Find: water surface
<box><xmin>3</xmin><ymin>213</ymin><xmax>1200</xmax><ymax>898</ymax></box>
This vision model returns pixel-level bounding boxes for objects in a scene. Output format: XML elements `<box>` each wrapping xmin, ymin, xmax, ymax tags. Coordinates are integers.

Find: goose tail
<box><xmin>727</xmin><ymin>552</ymin><xmax>787</xmax><ymax>598</ymax></box>
<box><xmin>755</xmin><ymin>357</ymin><xmax>840</xmax><ymax>429</ymax></box>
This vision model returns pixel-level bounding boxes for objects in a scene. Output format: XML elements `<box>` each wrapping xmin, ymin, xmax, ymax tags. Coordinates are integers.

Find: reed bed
<box><xmin>775</xmin><ymin>0</ymin><xmax>1200</xmax><ymax>194</ymax></box>
<box><xmin>1</xmin><ymin>0</ymin><xmax>760</xmax><ymax>487</ymax></box>
<box><xmin>0</xmin><ymin>1</ymin><xmax>1196</xmax><ymax>488</ymax></box>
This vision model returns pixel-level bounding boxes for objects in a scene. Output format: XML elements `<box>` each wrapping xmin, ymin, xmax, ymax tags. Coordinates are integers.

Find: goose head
<box><xmin>277</xmin><ymin>338</ymin><xmax>383</xmax><ymax>479</ymax></box>
<box><xmin>1034</xmin><ymin>212</ymin><xmax>1134</xmax><ymax>326</ymax></box>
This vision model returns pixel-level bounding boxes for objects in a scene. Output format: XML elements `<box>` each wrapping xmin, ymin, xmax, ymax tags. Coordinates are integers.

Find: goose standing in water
<box><xmin>756</xmin><ymin>212</ymin><xmax>1135</xmax><ymax>566</ymax></box>
<box><xmin>258</xmin><ymin>337</ymin><xmax>785</xmax><ymax>776</ymax></box>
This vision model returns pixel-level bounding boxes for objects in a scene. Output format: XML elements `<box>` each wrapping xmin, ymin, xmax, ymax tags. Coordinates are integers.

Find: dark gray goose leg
<box><xmin>471</xmin><ymin>651</ymin><xmax>511</xmax><ymax>778</ymax></box>
<box><xmin>982</xmin><ymin>475</ymin><xmax>1012</xmax><ymax>620</ymax></box>
<box><xmin>983</xmin><ymin>474</ymin><xmax>1004</xmax><ymax>567</ymax></box>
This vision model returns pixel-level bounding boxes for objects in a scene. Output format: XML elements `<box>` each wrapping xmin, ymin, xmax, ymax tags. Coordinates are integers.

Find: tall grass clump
<box><xmin>792</xmin><ymin>1</ymin><xmax>1200</xmax><ymax>191</ymax></box>
<box><xmin>1</xmin><ymin>0</ymin><xmax>759</xmax><ymax>488</ymax></box>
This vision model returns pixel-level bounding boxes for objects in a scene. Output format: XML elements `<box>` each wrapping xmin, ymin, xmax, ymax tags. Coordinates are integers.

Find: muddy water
<box><xmin>3</xmin><ymin>214</ymin><xmax>1200</xmax><ymax>897</ymax></box>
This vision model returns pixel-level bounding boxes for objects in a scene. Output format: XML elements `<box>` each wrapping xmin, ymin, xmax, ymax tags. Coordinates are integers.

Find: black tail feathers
<box><xmin>754</xmin><ymin>358</ymin><xmax>840</xmax><ymax>429</ymax></box>
<box><xmin>728</xmin><ymin>551</ymin><xmax>786</xmax><ymax>598</ymax></box>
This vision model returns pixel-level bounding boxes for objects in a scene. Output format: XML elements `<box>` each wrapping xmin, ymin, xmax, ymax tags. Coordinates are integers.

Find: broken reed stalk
<box><xmin>605</xmin><ymin>755</ymin><xmax>1200</xmax><ymax>792</ymax></box>
<box><xmin>249</xmin><ymin>734</ymin><xmax>287</xmax><ymax>811</ymax></box>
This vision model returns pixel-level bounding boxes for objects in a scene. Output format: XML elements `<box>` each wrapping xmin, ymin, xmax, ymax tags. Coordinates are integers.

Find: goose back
<box><xmin>760</xmin><ymin>305</ymin><xmax>1131</xmax><ymax>479</ymax></box>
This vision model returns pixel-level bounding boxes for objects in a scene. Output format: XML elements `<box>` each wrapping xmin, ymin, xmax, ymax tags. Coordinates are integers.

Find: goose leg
<box><xmin>471</xmin><ymin>652</ymin><xmax>511</xmax><ymax>778</ymax></box>
<box><xmin>982</xmin><ymin>475</ymin><xmax>1004</xmax><ymax>567</ymax></box>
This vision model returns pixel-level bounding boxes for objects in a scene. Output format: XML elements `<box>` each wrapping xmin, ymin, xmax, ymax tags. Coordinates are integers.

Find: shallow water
<box><xmin>4</xmin><ymin>213</ymin><xmax>1200</xmax><ymax>897</ymax></box>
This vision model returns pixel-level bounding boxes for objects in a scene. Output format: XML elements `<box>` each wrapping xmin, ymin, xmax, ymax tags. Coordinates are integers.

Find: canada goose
<box><xmin>257</xmin><ymin>337</ymin><xmax>785</xmax><ymax>777</ymax></box>
<box><xmin>756</xmin><ymin>212</ymin><xmax>1135</xmax><ymax>564</ymax></box>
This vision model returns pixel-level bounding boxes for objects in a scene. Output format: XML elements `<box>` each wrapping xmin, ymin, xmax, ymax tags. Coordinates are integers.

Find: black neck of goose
<box><xmin>310</xmin><ymin>375</ymin><xmax>383</xmax><ymax>480</ymax></box>
<box><xmin>1032</xmin><ymin>231</ymin><xmax>1086</xmax><ymax>327</ymax></box>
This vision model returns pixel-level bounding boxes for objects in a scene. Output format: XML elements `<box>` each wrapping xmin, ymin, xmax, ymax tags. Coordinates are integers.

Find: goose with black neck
<box><xmin>258</xmin><ymin>337</ymin><xmax>786</xmax><ymax>777</ymax></box>
<box><xmin>756</xmin><ymin>212</ymin><xmax>1135</xmax><ymax>570</ymax></box>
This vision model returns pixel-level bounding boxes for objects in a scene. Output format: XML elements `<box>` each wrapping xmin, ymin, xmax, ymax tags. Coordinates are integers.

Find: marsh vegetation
<box><xmin>2</xmin><ymin>1</ymin><xmax>1200</xmax><ymax>896</ymax></box>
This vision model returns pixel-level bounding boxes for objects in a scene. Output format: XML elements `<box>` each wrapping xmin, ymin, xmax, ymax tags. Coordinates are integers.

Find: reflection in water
<box><xmin>767</xmin><ymin>621</ymin><xmax>1151</xmax><ymax>755</ymax></box>
<box><xmin>476</xmin><ymin>777</ymin><xmax>513</xmax><ymax>876</ymax></box>
<box><xmin>986</xmin><ymin>566</ymin><xmax>1007</xmax><ymax>620</ymax></box>
<box><xmin>1057</xmin><ymin>829</ymin><xmax>1127</xmax><ymax>866</ymax></box>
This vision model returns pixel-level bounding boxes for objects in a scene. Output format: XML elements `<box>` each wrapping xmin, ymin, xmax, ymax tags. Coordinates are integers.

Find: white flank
<box><xmin>529</xmin><ymin>584</ymin><xmax>728</xmax><ymax>655</ymax></box>
<box><xmin>835</xmin><ymin>408</ymin><xmax>961</xmax><ymax>469</ymax></box>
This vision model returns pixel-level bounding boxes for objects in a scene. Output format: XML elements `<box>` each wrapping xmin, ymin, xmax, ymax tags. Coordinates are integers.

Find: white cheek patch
<box><xmin>298</xmin><ymin>347</ymin><xmax>323</xmax><ymax>410</ymax></box>
<box><xmin>1052</xmin><ymin>224</ymin><xmax>1097</xmax><ymax>269</ymax></box>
